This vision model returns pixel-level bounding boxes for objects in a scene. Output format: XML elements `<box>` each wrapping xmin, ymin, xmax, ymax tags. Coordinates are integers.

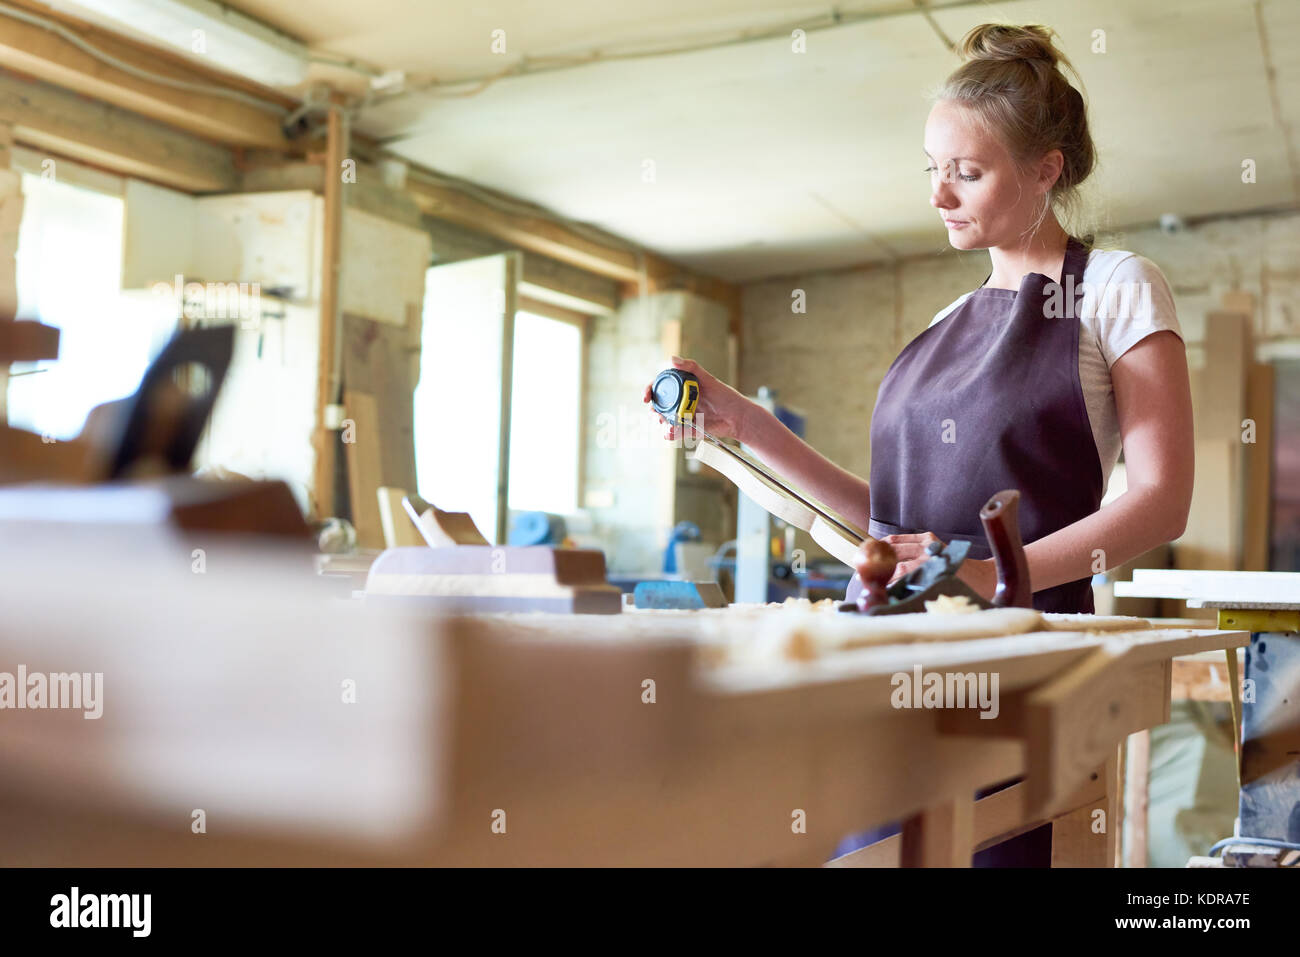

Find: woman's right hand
<box><xmin>642</xmin><ymin>356</ymin><xmax>755</xmax><ymax>444</ymax></box>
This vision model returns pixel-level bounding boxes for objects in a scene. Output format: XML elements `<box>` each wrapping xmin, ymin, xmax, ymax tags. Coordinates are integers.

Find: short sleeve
<box><xmin>928</xmin><ymin>292</ymin><xmax>973</xmax><ymax>328</ymax></box>
<box><xmin>1083</xmin><ymin>254</ymin><xmax>1184</xmax><ymax>367</ymax></box>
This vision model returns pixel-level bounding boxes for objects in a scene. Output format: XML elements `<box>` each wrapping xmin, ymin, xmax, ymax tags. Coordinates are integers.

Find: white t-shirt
<box><xmin>927</xmin><ymin>248</ymin><xmax>1184</xmax><ymax>499</ymax></box>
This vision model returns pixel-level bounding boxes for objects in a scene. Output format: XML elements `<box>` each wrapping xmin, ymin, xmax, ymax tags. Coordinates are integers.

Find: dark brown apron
<box><xmin>832</xmin><ymin>236</ymin><xmax>1105</xmax><ymax>865</ymax></box>
<box><xmin>864</xmin><ymin>234</ymin><xmax>1104</xmax><ymax>613</ymax></box>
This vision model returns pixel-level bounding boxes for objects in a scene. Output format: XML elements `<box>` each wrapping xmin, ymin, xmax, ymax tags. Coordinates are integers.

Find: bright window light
<box><xmin>7</xmin><ymin>175</ymin><xmax>175</xmax><ymax>440</ymax></box>
<box><xmin>507</xmin><ymin>312</ymin><xmax>581</xmax><ymax>515</ymax></box>
<box><xmin>414</xmin><ymin>257</ymin><xmax>511</xmax><ymax>542</ymax></box>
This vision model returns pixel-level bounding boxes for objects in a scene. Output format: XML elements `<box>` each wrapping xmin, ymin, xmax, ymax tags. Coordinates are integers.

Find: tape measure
<box><xmin>650</xmin><ymin>366</ymin><xmax>863</xmax><ymax>543</ymax></box>
<box><xmin>651</xmin><ymin>368</ymin><xmax>700</xmax><ymax>425</ymax></box>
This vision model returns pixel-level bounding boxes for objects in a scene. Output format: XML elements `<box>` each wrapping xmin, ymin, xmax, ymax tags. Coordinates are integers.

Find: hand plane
<box><xmin>841</xmin><ymin>488</ymin><xmax>1033</xmax><ymax>615</ymax></box>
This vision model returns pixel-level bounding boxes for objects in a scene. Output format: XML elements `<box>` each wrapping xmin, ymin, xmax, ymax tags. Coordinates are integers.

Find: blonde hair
<box><xmin>934</xmin><ymin>23</ymin><xmax>1096</xmax><ymax>245</ymax></box>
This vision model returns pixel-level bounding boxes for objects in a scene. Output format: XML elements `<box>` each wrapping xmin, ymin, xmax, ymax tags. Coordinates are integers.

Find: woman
<box><xmin>643</xmin><ymin>22</ymin><xmax>1195</xmax><ymax>866</ymax></box>
<box><xmin>645</xmin><ymin>22</ymin><xmax>1193</xmax><ymax>615</ymax></box>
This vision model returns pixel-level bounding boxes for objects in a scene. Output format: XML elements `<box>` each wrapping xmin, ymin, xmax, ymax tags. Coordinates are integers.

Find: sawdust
<box><xmin>770</xmin><ymin>597</ymin><xmax>841</xmax><ymax>612</ymax></box>
<box><xmin>702</xmin><ymin>605</ymin><xmax>1047</xmax><ymax>665</ymax></box>
<box><xmin>923</xmin><ymin>594</ymin><xmax>981</xmax><ymax>615</ymax></box>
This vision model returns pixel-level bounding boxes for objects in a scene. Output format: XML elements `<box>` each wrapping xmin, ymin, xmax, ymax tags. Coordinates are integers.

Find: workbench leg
<box><xmin>1051</xmin><ymin>749</ymin><xmax>1121</xmax><ymax>867</ymax></box>
<box><xmin>1123</xmin><ymin>730</ymin><xmax>1150</xmax><ymax>867</ymax></box>
<box><xmin>900</xmin><ymin>795</ymin><xmax>974</xmax><ymax>867</ymax></box>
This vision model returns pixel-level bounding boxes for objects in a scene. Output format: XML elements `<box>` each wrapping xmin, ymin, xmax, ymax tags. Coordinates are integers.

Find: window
<box><xmin>7</xmin><ymin>174</ymin><xmax>174</xmax><ymax>439</ymax></box>
<box><xmin>414</xmin><ymin>254</ymin><xmax>585</xmax><ymax>543</ymax></box>
<box><xmin>507</xmin><ymin>311</ymin><xmax>582</xmax><ymax>515</ymax></box>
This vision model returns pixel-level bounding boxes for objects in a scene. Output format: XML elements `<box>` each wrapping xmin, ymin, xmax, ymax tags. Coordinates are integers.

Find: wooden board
<box><xmin>339</xmin><ymin>208</ymin><xmax>431</xmax><ymax>326</ymax></box>
<box><xmin>1243</xmin><ymin>362</ymin><xmax>1274</xmax><ymax>571</ymax></box>
<box><xmin>0</xmin><ymin>320</ymin><xmax>59</xmax><ymax>362</ymax></box>
<box><xmin>364</xmin><ymin>545</ymin><xmax>622</xmax><ymax>614</ymax></box>
<box><xmin>344</xmin><ymin>389</ymin><xmax>383</xmax><ymax>548</ymax></box>
<box><xmin>342</xmin><ymin>313</ymin><xmax>419</xmax><ymax>493</ymax></box>
<box><xmin>1116</xmin><ymin>568</ymin><xmax>1300</xmax><ymax>606</ymax></box>
<box><xmin>377</xmin><ymin>486</ymin><xmax>425</xmax><ymax>548</ymax></box>
<box><xmin>690</xmin><ymin>439</ymin><xmax>865</xmax><ymax>567</ymax></box>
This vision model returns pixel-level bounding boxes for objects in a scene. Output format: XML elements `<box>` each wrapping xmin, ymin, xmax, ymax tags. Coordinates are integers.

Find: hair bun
<box><xmin>957</xmin><ymin>23</ymin><xmax>1060</xmax><ymax>67</ymax></box>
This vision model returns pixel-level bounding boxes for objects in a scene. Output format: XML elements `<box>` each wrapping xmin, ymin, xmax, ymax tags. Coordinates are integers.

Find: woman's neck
<box><xmin>983</xmin><ymin>219</ymin><xmax>1070</xmax><ymax>290</ymax></box>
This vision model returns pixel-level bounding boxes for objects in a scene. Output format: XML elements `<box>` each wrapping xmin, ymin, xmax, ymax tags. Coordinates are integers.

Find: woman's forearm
<box><xmin>737</xmin><ymin>400</ymin><xmax>872</xmax><ymax>531</ymax></box>
<box><xmin>1022</xmin><ymin>482</ymin><xmax>1186</xmax><ymax>591</ymax></box>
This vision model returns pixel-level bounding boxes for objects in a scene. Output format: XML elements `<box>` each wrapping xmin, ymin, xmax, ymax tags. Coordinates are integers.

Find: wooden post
<box><xmin>1124</xmin><ymin>730</ymin><xmax>1150</xmax><ymax>867</ymax></box>
<box><xmin>0</xmin><ymin>120</ymin><xmax>19</xmax><ymax>423</ymax></box>
<box><xmin>312</xmin><ymin>105</ymin><xmax>347</xmax><ymax>519</ymax></box>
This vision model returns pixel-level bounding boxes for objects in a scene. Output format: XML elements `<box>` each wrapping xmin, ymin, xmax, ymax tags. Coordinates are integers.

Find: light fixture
<box><xmin>50</xmin><ymin>0</ymin><xmax>310</xmax><ymax>87</ymax></box>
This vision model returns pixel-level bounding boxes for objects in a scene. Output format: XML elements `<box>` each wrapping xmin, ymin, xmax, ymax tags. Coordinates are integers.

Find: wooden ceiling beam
<box><xmin>0</xmin><ymin>5</ymin><xmax>292</xmax><ymax>150</ymax></box>
<box><xmin>0</xmin><ymin>72</ymin><xmax>237</xmax><ymax>192</ymax></box>
<box><xmin>402</xmin><ymin>172</ymin><xmax>738</xmax><ymax>310</ymax></box>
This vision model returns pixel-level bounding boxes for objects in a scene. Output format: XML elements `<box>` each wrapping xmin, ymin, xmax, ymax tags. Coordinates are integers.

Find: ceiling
<box><xmin>66</xmin><ymin>0</ymin><xmax>1300</xmax><ymax>282</ymax></box>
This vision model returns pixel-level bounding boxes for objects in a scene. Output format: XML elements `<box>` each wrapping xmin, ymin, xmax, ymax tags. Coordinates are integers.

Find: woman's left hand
<box><xmin>882</xmin><ymin>531</ymin><xmax>998</xmax><ymax>601</ymax></box>
<box><xmin>881</xmin><ymin>531</ymin><xmax>943</xmax><ymax>584</ymax></box>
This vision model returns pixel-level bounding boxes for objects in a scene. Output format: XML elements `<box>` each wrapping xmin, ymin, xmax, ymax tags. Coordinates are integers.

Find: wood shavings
<box><xmin>709</xmin><ymin>606</ymin><xmax>1046</xmax><ymax>665</ymax></box>
<box><xmin>1041</xmin><ymin>613</ymin><xmax>1153</xmax><ymax>633</ymax></box>
<box><xmin>771</xmin><ymin>597</ymin><xmax>841</xmax><ymax>612</ymax></box>
<box><xmin>923</xmin><ymin>594</ymin><xmax>981</xmax><ymax>615</ymax></box>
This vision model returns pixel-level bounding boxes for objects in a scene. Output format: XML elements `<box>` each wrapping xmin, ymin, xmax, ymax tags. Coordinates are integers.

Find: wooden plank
<box><xmin>405</xmin><ymin>173</ymin><xmax>640</xmax><ymax>279</ymax></box>
<box><xmin>377</xmin><ymin>487</ymin><xmax>424</xmax><ymax>548</ymax></box>
<box><xmin>0</xmin><ymin>424</ymin><xmax>96</xmax><ymax>482</ymax></box>
<box><xmin>1171</xmin><ymin>655</ymin><xmax>1238</xmax><ymax>700</ymax></box>
<box><xmin>1175</xmin><ymin>439</ymin><xmax>1242</xmax><ymax>572</ymax></box>
<box><xmin>1024</xmin><ymin>647</ymin><xmax>1169</xmax><ymax>816</ymax></box>
<box><xmin>0</xmin><ymin>72</ymin><xmax>237</xmax><ymax>192</ymax></box>
<box><xmin>1243</xmin><ymin>362</ymin><xmax>1274</xmax><ymax>571</ymax></box>
<box><xmin>341</xmin><ymin>314</ymin><xmax>418</xmax><ymax>492</ymax></box>
<box><xmin>495</xmin><ymin>253</ymin><xmax>519</xmax><ymax>545</ymax></box>
<box><xmin>520</xmin><ymin>253</ymin><xmax>618</xmax><ymax>314</ymax></box>
<box><xmin>120</xmin><ymin>179</ymin><xmax>196</xmax><ymax>289</ymax></box>
<box><xmin>191</xmin><ymin>191</ymin><xmax>319</xmax><ymax>295</ymax></box>
<box><xmin>829</xmin><ymin>771</ymin><xmax>1110</xmax><ymax>867</ymax></box>
<box><xmin>339</xmin><ymin>207</ymin><xmax>430</xmax><ymax>326</ymax></box>
<box><xmin>900</xmin><ymin>795</ymin><xmax>973</xmax><ymax>867</ymax></box>
<box><xmin>1049</xmin><ymin>748</ymin><xmax>1121</xmax><ymax>867</ymax></box>
<box><xmin>1196</xmin><ymin>311</ymin><xmax>1250</xmax><ymax>442</ymax></box>
<box><xmin>312</xmin><ymin>108</ymin><xmax>346</xmax><ymax>520</ymax></box>
<box><xmin>1118</xmin><ymin>568</ymin><xmax>1300</xmax><ymax>605</ymax></box>
<box><xmin>0</xmin><ymin>5</ymin><xmax>290</xmax><ymax>149</ymax></box>
<box><xmin>0</xmin><ymin>136</ymin><xmax>17</xmax><ymax>323</ymax></box>
<box><xmin>405</xmin><ymin>172</ymin><xmax>737</xmax><ymax>312</ymax></box>
<box><xmin>0</xmin><ymin>320</ymin><xmax>57</xmax><ymax>362</ymax></box>
<box><xmin>343</xmin><ymin>389</ymin><xmax>383</xmax><ymax>549</ymax></box>
<box><xmin>12</xmin><ymin>144</ymin><xmax>121</xmax><ymax>195</ymax></box>
<box><xmin>1124</xmin><ymin>730</ymin><xmax>1150</xmax><ymax>867</ymax></box>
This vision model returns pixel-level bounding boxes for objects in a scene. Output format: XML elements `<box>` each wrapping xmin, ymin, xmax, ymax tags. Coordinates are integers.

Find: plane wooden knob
<box><xmin>853</xmin><ymin>538</ymin><xmax>898</xmax><ymax>612</ymax></box>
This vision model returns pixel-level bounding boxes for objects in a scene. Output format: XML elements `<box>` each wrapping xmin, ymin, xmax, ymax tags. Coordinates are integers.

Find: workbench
<box><xmin>0</xmin><ymin>532</ymin><xmax>1248</xmax><ymax>867</ymax></box>
<box><xmin>1117</xmin><ymin>569</ymin><xmax>1300</xmax><ymax>866</ymax></box>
